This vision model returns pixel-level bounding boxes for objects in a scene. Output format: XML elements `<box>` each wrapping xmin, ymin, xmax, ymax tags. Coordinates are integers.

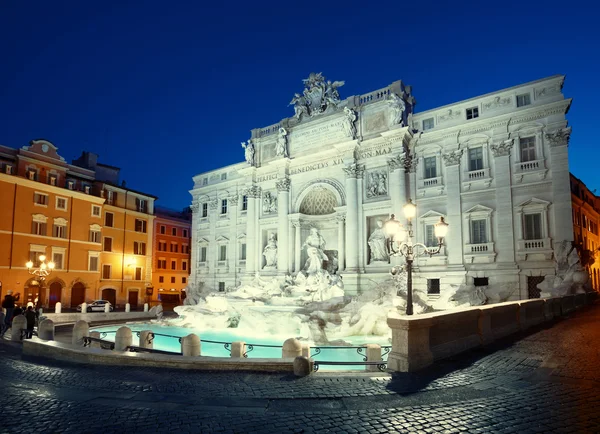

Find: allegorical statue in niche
<box><xmin>342</xmin><ymin>107</ymin><xmax>357</xmax><ymax>139</ymax></box>
<box><xmin>241</xmin><ymin>140</ymin><xmax>255</xmax><ymax>166</ymax></box>
<box><xmin>263</xmin><ymin>233</ymin><xmax>278</xmax><ymax>268</ymax></box>
<box><xmin>262</xmin><ymin>191</ymin><xmax>277</xmax><ymax>214</ymax></box>
<box><xmin>387</xmin><ymin>92</ymin><xmax>406</xmax><ymax>127</ymax></box>
<box><xmin>302</xmin><ymin>227</ymin><xmax>328</xmax><ymax>275</ymax></box>
<box><xmin>275</xmin><ymin>127</ymin><xmax>288</xmax><ymax>158</ymax></box>
<box><xmin>368</xmin><ymin>220</ymin><xmax>389</xmax><ymax>263</ymax></box>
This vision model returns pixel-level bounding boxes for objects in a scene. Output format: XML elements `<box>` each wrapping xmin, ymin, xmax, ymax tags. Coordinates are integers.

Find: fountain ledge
<box><xmin>22</xmin><ymin>339</ymin><xmax>298</xmax><ymax>373</ymax></box>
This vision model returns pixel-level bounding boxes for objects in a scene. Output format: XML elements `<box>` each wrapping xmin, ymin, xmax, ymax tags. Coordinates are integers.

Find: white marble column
<box><xmin>357</xmin><ymin>173</ymin><xmax>365</xmax><ymax>272</ymax></box>
<box><xmin>293</xmin><ymin>221</ymin><xmax>301</xmax><ymax>273</ymax></box>
<box><xmin>208</xmin><ymin>198</ymin><xmax>219</xmax><ymax>286</ymax></box>
<box><xmin>228</xmin><ymin>195</ymin><xmax>239</xmax><ymax>274</ymax></box>
<box><xmin>547</xmin><ymin>128</ymin><xmax>574</xmax><ymax>242</ymax></box>
<box><xmin>491</xmin><ymin>140</ymin><xmax>516</xmax><ymax>263</ymax></box>
<box><xmin>442</xmin><ymin>151</ymin><xmax>464</xmax><ymax>266</ymax></box>
<box><xmin>336</xmin><ymin>214</ymin><xmax>346</xmax><ymax>272</ymax></box>
<box><xmin>189</xmin><ymin>201</ymin><xmax>200</xmax><ymax>285</ymax></box>
<box><xmin>387</xmin><ymin>155</ymin><xmax>407</xmax><ymax>217</ymax></box>
<box><xmin>244</xmin><ymin>186</ymin><xmax>260</xmax><ymax>275</ymax></box>
<box><xmin>343</xmin><ymin>164</ymin><xmax>363</xmax><ymax>272</ymax></box>
<box><xmin>276</xmin><ymin>178</ymin><xmax>291</xmax><ymax>273</ymax></box>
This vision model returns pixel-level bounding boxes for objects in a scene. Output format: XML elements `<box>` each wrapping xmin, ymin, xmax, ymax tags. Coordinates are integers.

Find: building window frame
<box><xmin>466</xmin><ymin>106</ymin><xmax>479</xmax><ymax>120</ymax></box>
<box><xmin>89</xmin><ymin>224</ymin><xmax>101</xmax><ymax>243</ymax></box>
<box><xmin>422</xmin><ymin>117</ymin><xmax>435</xmax><ymax>131</ymax></box>
<box><xmin>516</xmin><ymin>93</ymin><xmax>531</xmax><ymax>108</ymax></box>
<box><xmin>102</xmin><ymin>264</ymin><xmax>111</xmax><ymax>280</ymax></box>
<box><xmin>103</xmin><ymin>237</ymin><xmax>113</xmax><ymax>252</ymax></box>
<box><xmin>105</xmin><ymin>212</ymin><xmax>114</xmax><ymax>228</ymax></box>
<box><xmin>34</xmin><ymin>192</ymin><xmax>48</xmax><ymax>207</ymax></box>
<box><xmin>88</xmin><ymin>252</ymin><xmax>100</xmax><ymax>272</ymax></box>
<box><xmin>31</xmin><ymin>214</ymin><xmax>48</xmax><ymax>236</ymax></box>
<box><xmin>52</xmin><ymin>217</ymin><xmax>68</xmax><ymax>239</ymax></box>
<box><xmin>91</xmin><ymin>205</ymin><xmax>101</xmax><ymax>217</ymax></box>
<box><xmin>134</xmin><ymin>219</ymin><xmax>147</xmax><ymax>233</ymax></box>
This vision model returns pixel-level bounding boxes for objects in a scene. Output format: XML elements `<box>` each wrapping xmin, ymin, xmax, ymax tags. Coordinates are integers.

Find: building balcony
<box><xmin>463</xmin><ymin>168</ymin><xmax>492</xmax><ymax>190</ymax></box>
<box><xmin>513</xmin><ymin>159</ymin><xmax>548</xmax><ymax>183</ymax></box>
<box><xmin>464</xmin><ymin>242</ymin><xmax>496</xmax><ymax>263</ymax></box>
<box><xmin>517</xmin><ymin>237</ymin><xmax>553</xmax><ymax>260</ymax></box>
<box><xmin>418</xmin><ymin>176</ymin><xmax>443</xmax><ymax>189</ymax></box>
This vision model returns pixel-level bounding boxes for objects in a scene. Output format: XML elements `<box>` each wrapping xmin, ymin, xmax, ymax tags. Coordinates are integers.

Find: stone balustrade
<box><xmin>387</xmin><ymin>291</ymin><xmax>598</xmax><ymax>372</ymax></box>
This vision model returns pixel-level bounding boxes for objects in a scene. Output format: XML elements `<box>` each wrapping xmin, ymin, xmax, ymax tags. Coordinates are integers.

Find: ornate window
<box><xmin>299</xmin><ymin>187</ymin><xmax>337</xmax><ymax>215</ymax></box>
<box><xmin>463</xmin><ymin>204</ymin><xmax>495</xmax><ymax>263</ymax></box>
<box><xmin>516</xmin><ymin>198</ymin><xmax>552</xmax><ymax>258</ymax></box>
<box><xmin>417</xmin><ymin>210</ymin><xmax>447</xmax><ymax>266</ymax></box>
<box><xmin>31</xmin><ymin>214</ymin><xmax>48</xmax><ymax>236</ymax></box>
<box><xmin>89</xmin><ymin>224</ymin><xmax>101</xmax><ymax>243</ymax></box>
<box><xmin>53</xmin><ymin>217</ymin><xmax>68</xmax><ymax>239</ymax></box>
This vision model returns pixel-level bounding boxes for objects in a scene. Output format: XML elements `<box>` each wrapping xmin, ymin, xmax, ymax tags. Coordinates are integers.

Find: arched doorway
<box><xmin>49</xmin><ymin>281</ymin><xmax>62</xmax><ymax>309</ymax></box>
<box><xmin>70</xmin><ymin>282</ymin><xmax>86</xmax><ymax>308</ymax></box>
<box><xmin>24</xmin><ymin>279</ymin><xmax>44</xmax><ymax>308</ymax></box>
<box><xmin>101</xmin><ymin>288</ymin><xmax>117</xmax><ymax>307</ymax></box>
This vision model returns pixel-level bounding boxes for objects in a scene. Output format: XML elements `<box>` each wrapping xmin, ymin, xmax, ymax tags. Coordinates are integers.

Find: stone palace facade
<box><xmin>189</xmin><ymin>73</ymin><xmax>572</xmax><ymax>305</ymax></box>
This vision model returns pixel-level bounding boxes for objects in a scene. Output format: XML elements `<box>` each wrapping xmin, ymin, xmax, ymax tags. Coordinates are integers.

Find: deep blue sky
<box><xmin>0</xmin><ymin>0</ymin><xmax>597</xmax><ymax>209</ymax></box>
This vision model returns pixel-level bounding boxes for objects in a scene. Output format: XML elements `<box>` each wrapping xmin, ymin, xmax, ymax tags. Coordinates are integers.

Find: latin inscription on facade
<box><xmin>358</xmin><ymin>146</ymin><xmax>392</xmax><ymax>160</ymax></box>
<box><xmin>256</xmin><ymin>173</ymin><xmax>278</xmax><ymax>183</ymax></box>
<box><xmin>289</xmin><ymin>119</ymin><xmax>346</xmax><ymax>152</ymax></box>
<box><xmin>290</xmin><ymin>158</ymin><xmax>344</xmax><ymax>175</ymax></box>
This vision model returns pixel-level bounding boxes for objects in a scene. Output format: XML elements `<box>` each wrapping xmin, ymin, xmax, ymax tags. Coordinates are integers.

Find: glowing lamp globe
<box><xmin>48</xmin><ymin>262</ymin><xmax>55</xmax><ymax>269</ymax></box>
<box><xmin>403</xmin><ymin>199</ymin><xmax>417</xmax><ymax>220</ymax></box>
<box><xmin>39</xmin><ymin>255</ymin><xmax>46</xmax><ymax>262</ymax></box>
<box><xmin>434</xmin><ymin>217</ymin><xmax>449</xmax><ymax>239</ymax></box>
<box><xmin>26</xmin><ymin>261</ymin><xmax>33</xmax><ymax>269</ymax></box>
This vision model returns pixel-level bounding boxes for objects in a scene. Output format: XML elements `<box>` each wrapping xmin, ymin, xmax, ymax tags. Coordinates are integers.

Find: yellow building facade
<box><xmin>0</xmin><ymin>140</ymin><xmax>155</xmax><ymax>309</ymax></box>
<box><xmin>571</xmin><ymin>174</ymin><xmax>600</xmax><ymax>291</ymax></box>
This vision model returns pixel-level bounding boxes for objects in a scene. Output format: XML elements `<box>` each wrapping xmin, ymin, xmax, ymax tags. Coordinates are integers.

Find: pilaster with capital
<box><xmin>344</xmin><ymin>164</ymin><xmax>362</xmax><ymax>271</ymax></box>
<box><xmin>491</xmin><ymin>139</ymin><xmax>516</xmax><ymax>263</ymax></box>
<box><xmin>189</xmin><ymin>201</ymin><xmax>200</xmax><ymax>284</ymax></box>
<box><xmin>336</xmin><ymin>214</ymin><xmax>346</xmax><ymax>272</ymax></box>
<box><xmin>277</xmin><ymin>177</ymin><xmax>291</xmax><ymax>273</ymax></box>
<box><xmin>547</xmin><ymin>127</ymin><xmax>574</xmax><ymax>241</ymax></box>
<box><xmin>442</xmin><ymin>150</ymin><xmax>464</xmax><ymax>266</ymax></box>
<box><xmin>388</xmin><ymin>154</ymin><xmax>408</xmax><ymax>217</ymax></box>
<box><xmin>228</xmin><ymin>195</ymin><xmax>239</xmax><ymax>272</ymax></box>
<box><xmin>243</xmin><ymin>185</ymin><xmax>261</xmax><ymax>274</ymax></box>
<box><xmin>292</xmin><ymin>220</ymin><xmax>302</xmax><ymax>273</ymax></box>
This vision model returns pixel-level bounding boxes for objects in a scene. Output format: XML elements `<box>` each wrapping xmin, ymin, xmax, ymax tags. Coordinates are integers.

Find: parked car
<box><xmin>76</xmin><ymin>300</ymin><xmax>114</xmax><ymax>312</ymax></box>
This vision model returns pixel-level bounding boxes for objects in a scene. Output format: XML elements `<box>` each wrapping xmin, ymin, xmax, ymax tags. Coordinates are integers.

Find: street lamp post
<box><xmin>383</xmin><ymin>199</ymin><xmax>449</xmax><ymax>315</ymax></box>
<box><xmin>26</xmin><ymin>255</ymin><xmax>55</xmax><ymax>308</ymax></box>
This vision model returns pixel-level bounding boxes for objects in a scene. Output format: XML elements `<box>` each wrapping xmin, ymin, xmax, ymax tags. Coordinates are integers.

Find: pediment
<box><xmin>22</xmin><ymin>139</ymin><xmax>66</xmax><ymax>162</ymax></box>
<box><xmin>237</xmin><ymin>233</ymin><xmax>247</xmax><ymax>240</ymax></box>
<box><xmin>419</xmin><ymin>210</ymin><xmax>445</xmax><ymax>219</ymax></box>
<box><xmin>32</xmin><ymin>213</ymin><xmax>47</xmax><ymax>222</ymax></box>
<box><xmin>215</xmin><ymin>235</ymin><xmax>229</xmax><ymax>243</ymax></box>
<box><xmin>54</xmin><ymin>217</ymin><xmax>68</xmax><ymax>225</ymax></box>
<box><xmin>197</xmin><ymin>237</ymin><xmax>210</xmax><ymax>245</ymax></box>
<box><xmin>518</xmin><ymin>197</ymin><xmax>550</xmax><ymax>209</ymax></box>
<box><xmin>89</xmin><ymin>223</ymin><xmax>102</xmax><ymax>230</ymax></box>
<box><xmin>465</xmin><ymin>204</ymin><xmax>493</xmax><ymax>215</ymax></box>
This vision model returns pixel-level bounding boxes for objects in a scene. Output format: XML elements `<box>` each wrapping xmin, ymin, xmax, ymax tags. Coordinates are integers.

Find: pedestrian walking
<box><xmin>24</xmin><ymin>306</ymin><xmax>36</xmax><ymax>339</ymax></box>
<box><xmin>1</xmin><ymin>290</ymin><xmax>19</xmax><ymax>337</ymax></box>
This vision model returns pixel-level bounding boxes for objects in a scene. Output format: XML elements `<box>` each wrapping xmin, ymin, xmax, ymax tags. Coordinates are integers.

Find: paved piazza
<box><xmin>0</xmin><ymin>304</ymin><xmax>599</xmax><ymax>433</ymax></box>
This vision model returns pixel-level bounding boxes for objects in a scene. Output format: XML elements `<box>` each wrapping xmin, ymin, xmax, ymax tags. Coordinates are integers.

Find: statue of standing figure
<box><xmin>368</xmin><ymin>220</ymin><xmax>389</xmax><ymax>263</ymax></box>
<box><xmin>242</xmin><ymin>140</ymin><xmax>255</xmax><ymax>166</ymax></box>
<box><xmin>342</xmin><ymin>107</ymin><xmax>357</xmax><ymax>139</ymax></box>
<box><xmin>263</xmin><ymin>233</ymin><xmax>278</xmax><ymax>268</ymax></box>
<box><xmin>387</xmin><ymin>92</ymin><xmax>406</xmax><ymax>127</ymax></box>
<box><xmin>275</xmin><ymin>127</ymin><xmax>289</xmax><ymax>158</ymax></box>
<box><xmin>302</xmin><ymin>227</ymin><xmax>328</xmax><ymax>275</ymax></box>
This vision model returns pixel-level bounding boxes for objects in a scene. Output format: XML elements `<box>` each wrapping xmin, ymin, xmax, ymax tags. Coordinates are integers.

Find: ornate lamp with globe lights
<box><xmin>384</xmin><ymin>199</ymin><xmax>449</xmax><ymax>315</ymax></box>
<box><xmin>25</xmin><ymin>254</ymin><xmax>55</xmax><ymax>285</ymax></box>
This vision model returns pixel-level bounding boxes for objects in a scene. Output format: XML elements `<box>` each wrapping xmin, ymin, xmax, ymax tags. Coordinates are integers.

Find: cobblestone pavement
<box><xmin>0</xmin><ymin>303</ymin><xmax>599</xmax><ymax>433</ymax></box>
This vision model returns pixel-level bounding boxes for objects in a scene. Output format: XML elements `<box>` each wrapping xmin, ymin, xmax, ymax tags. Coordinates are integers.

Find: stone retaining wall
<box><xmin>387</xmin><ymin>291</ymin><xmax>598</xmax><ymax>372</ymax></box>
<box><xmin>43</xmin><ymin>311</ymin><xmax>157</xmax><ymax>325</ymax></box>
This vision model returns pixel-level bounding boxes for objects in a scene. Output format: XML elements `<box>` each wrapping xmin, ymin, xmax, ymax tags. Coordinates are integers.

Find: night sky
<box><xmin>0</xmin><ymin>0</ymin><xmax>596</xmax><ymax>209</ymax></box>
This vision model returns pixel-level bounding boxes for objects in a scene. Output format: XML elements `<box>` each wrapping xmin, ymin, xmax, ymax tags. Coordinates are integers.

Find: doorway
<box><xmin>101</xmin><ymin>288</ymin><xmax>117</xmax><ymax>307</ymax></box>
<box><xmin>527</xmin><ymin>276</ymin><xmax>545</xmax><ymax>299</ymax></box>
<box><xmin>49</xmin><ymin>281</ymin><xmax>62</xmax><ymax>310</ymax></box>
<box><xmin>128</xmin><ymin>290</ymin><xmax>139</xmax><ymax>310</ymax></box>
<box><xmin>70</xmin><ymin>282</ymin><xmax>86</xmax><ymax>308</ymax></box>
